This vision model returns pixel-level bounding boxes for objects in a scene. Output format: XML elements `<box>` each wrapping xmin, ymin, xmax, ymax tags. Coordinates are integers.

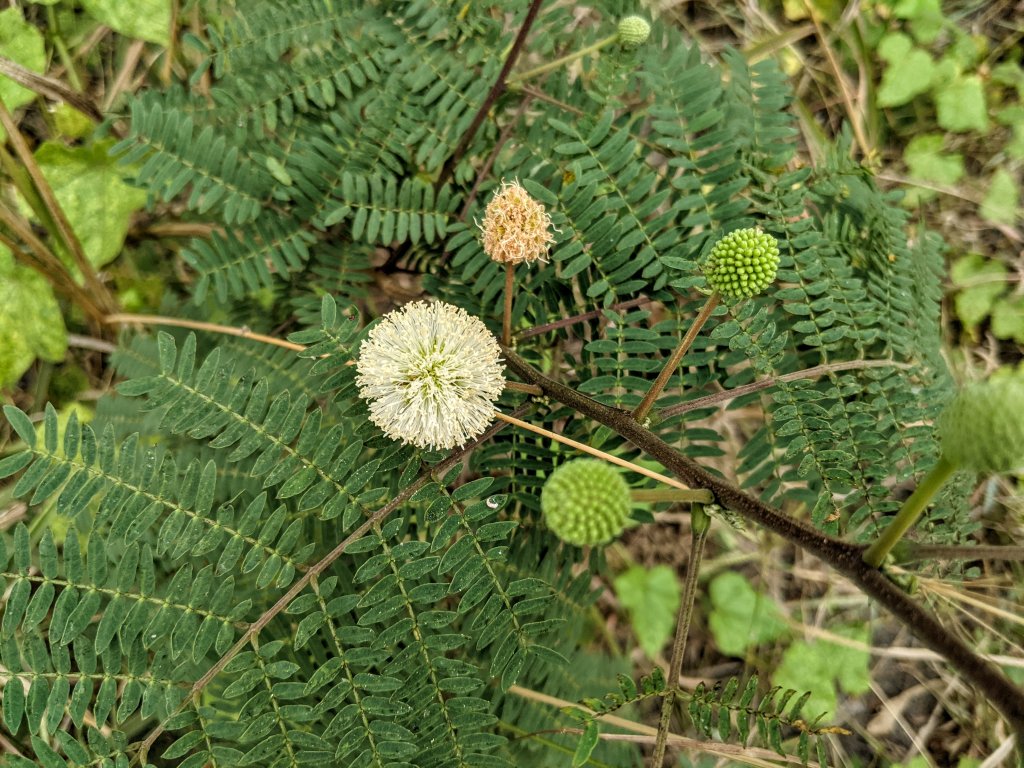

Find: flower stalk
<box><xmin>632</xmin><ymin>292</ymin><xmax>721</xmax><ymax>424</ymax></box>
<box><xmin>508</xmin><ymin>34</ymin><xmax>619</xmax><ymax>85</ymax></box>
<box><xmin>652</xmin><ymin>503</ymin><xmax>711</xmax><ymax>765</ymax></box>
<box><xmin>503</xmin><ymin>263</ymin><xmax>515</xmax><ymax>346</ymax></box>
<box><xmin>863</xmin><ymin>455</ymin><xmax>956</xmax><ymax>568</ymax></box>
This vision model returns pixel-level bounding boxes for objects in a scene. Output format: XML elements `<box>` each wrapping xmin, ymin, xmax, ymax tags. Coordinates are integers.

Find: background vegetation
<box><xmin>1</xmin><ymin>1</ymin><xmax>1022</xmax><ymax>766</ymax></box>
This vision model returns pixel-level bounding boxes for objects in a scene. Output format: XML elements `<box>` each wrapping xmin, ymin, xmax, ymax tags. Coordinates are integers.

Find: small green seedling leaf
<box><xmin>613</xmin><ymin>565</ymin><xmax>680</xmax><ymax>659</ymax></box>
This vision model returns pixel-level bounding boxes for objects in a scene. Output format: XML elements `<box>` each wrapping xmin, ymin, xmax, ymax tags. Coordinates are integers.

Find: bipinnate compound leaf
<box><xmin>772</xmin><ymin>625</ymin><xmax>870</xmax><ymax>719</ymax></box>
<box><xmin>877</xmin><ymin>34</ymin><xmax>934</xmax><ymax>107</ymax></box>
<box><xmin>0</xmin><ymin>246</ymin><xmax>68</xmax><ymax>387</ymax></box>
<box><xmin>0</xmin><ymin>8</ymin><xmax>46</xmax><ymax>112</ymax></box>
<box><xmin>32</xmin><ymin>140</ymin><xmax>148</xmax><ymax>270</ymax></box>
<box><xmin>613</xmin><ymin>565</ymin><xmax>680</xmax><ymax>659</ymax></box>
<box><xmin>81</xmin><ymin>0</ymin><xmax>171</xmax><ymax>46</ymax></box>
<box><xmin>708</xmin><ymin>572</ymin><xmax>788</xmax><ymax>657</ymax></box>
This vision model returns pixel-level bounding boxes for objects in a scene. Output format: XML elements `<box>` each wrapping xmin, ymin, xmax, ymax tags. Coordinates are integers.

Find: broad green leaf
<box><xmin>32</xmin><ymin>140</ymin><xmax>148</xmax><ymax>270</ymax></box>
<box><xmin>992</xmin><ymin>297</ymin><xmax>1024</xmax><ymax>343</ymax></box>
<box><xmin>613</xmin><ymin>565</ymin><xmax>680</xmax><ymax>659</ymax></box>
<box><xmin>0</xmin><ymin>8</ymin><xmax>46</xmax><ymax>112</ymax></box>
<box><xmin>0</xmin><ymin>246</ymin><xmax>67</xmax><ymax>387</ymax></box>
<box><xmin>980</xmin><ymin>169</ymin><xmax>1019</xmax><ymax>226</ymax></box>
<box><xmin>877</xmin><ymin>34</ymin><xmax>934</xmax><ymax>107</ymax></box>
<box><xmin>53</xmin><ymin>103</ymin><xmax>95</xmax><ymax>139</ymax></box>
<box><xmin>892</xmin><ymin>0</ymin><xmax>945</xmax><ymax>44</ymax></box>
<box><xmin>81</xmin><ymin>0</ymin><xmax>171</xmax><ymax>46</ymax></box>
<box><xmin>902</xmin><ymin>134</ymin><xmax>963</xmax><ymax>206</ymax></box>
<box><xmin>772</xmin><ymin>625</ymin><xmax>870</xmax><ymax>719</ymax></box>
<box><xmin>950</xmin><ymin>253</ymin><xmax>1007</xmax><ymax>330</ymax></box>
<box><xmin>935</xmin><ymin>73</ymin><xmax>988</xmax><ymax>133</ymax></box>
<box><xmin>707</xmin><ymin>572</ymin><xmax>788</xmax><ymax>657</ymax></box>
<box><xmin>995</xmin><ymin>106</ymin><xmax>1024</xmax><ymax>160</ymax></box>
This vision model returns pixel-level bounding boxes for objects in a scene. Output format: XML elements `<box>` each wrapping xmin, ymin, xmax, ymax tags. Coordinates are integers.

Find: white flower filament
<box><xmin>356</xmin><ymin>301</ymin><xmax>506</xmax><ymax>450</ymax></box>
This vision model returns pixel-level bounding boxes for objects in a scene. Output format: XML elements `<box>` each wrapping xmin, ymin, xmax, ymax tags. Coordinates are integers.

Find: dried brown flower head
<box><xmin>479</xmin><ymin>179</ymin><xmax>556</xmax><ymax>265</ymax></box>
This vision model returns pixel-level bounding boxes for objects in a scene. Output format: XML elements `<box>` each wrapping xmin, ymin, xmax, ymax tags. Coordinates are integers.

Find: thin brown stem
<box><xmin>135</xmin><ymin>406</ymin><xmax>530</xmax><ymax>764</ymax></box>
<box><xmin>896</xmin><ymin>544</ymin><xmax>1024</xmax><ymax>563</ymax></box>
<box><xmin>652</xmin><ymin>503</ymin><xmax>710</xmax><ymax>765</ymax></box>
<box><xmin>633</xmin><ymin>292</ymin><xmax>721</xmax><ymax>424</ymax></box>
<box><xmin>504</xmin><ymin>380</ymin><xmax>544</xmax><ymax>396</ymax></box>
<box><xmin>104</xmin><ymin>313</ymin><xmax>307</xmax><ymax>352</ymax></box>
<box><xmin>802</xmin><ymin>0</ymin><xmax>871</xmax><ymax>158</ymax></box>
<box><xmin>494</xmin><ymin>411</ymin><xmax>696</xmax><ymax>492</ymax></box>
<box><xmin>659</xmin><ymin>359</ymin><xmax>912</xmax><ymax>419</ymax></box>
<box><xmin>439</xmin><ymin>0</ymin><xmax>546</xmax><ymax>184</ymax></box>
<box><xmin>0</xmin><ymin>54</ymin><xmax>103</xmax><ymax>123</ymax></box>
<box><xmin>502</xmin><ymin>347</ymin><xmax>1024</xmax><ymax>733</ymax></box>
<box><xmin>0</xmin><ymin>100</ymin><xmax>117</xmax><ymax>317</ymax></box>
<box><xmin>503</xmin><ymin>263</ymin><xmax>515</xmax><ymax>346</ymax></box>
<box><xmin>0</xmin><ymin>210</ymin><xmax>107</xmax><ymax>327</ymax></box>
<box><xmin>516</xmin><ymin>296</ymin><xmax>651</xmax><ymax>340</ymax></box>
<box><xmin>457</xmin><ymin>96</ymin><xmax>534</xmax><ymax>223</ymax></box>
<box><xmin>507</xmin><ymin>685</ymin><xmax>822</xmax><ymax>766</ymax></box>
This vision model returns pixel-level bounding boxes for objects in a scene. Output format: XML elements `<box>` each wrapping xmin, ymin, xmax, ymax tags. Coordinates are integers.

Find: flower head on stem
<box><xmin>356</xmin><ymin>301</ymin><xmax>506</xmax><ymax>450</ymax></box>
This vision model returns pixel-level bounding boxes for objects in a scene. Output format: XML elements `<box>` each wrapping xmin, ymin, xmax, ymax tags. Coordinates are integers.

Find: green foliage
<box><xmin>29</xmin><ymin>141</ymin><xmax>148</xmax><ymax>270</ymax></box>
<box><xmin>772</xmin><ymin>626</ymin><xmax>871</xmax><ymax>719</ymax></box>
<box><xmin>0</xmin><ymin>0</ymin><xmax>981</xmax><ymax>765</ymax></box>
<box><xmin>0</xmin><ymin>247</ymin><xmax>67</xmax><ymax>387</ymax></box>
<box><xmin>0</xmin><ymin>8</ymin><xmax>46</xmax><ymax>113</ymax></box>
<box><xmin>951</xmin><ymin>253</ymin><xmax>1024</xmax><ymax>344</ymax></box>
<box><xmin>612</xmin><ymin>565</ymin><xmax>680</xmax><ymax>659</ymax></box>
<box><xmin>688</xmin><ymin>675</ymin><xmax>836</xmax><ymax>765</ymax></box>
<box><xmin>79</xmin><ymin>0</ymin><xmax>171</xmax><ymax>45</ymax></box>
<box><xmin>707</xmin><ymin>572</ymin><xmax>789</xmax><ymax>657</ymax></box>
<box><xmin>873</xmin><ymin>2</ymin><xmax>1022</xmax><ymax>226</ymax></box>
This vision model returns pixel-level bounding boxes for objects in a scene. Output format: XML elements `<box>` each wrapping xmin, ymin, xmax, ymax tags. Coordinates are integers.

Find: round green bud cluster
<box><xmin>541</xmin><ymin>459</ymin><xmax>632</xmax><ymax>546</ymax></box>
<box><xmin>938</xmin><ymin>375</ymin><xmax>1024</xmax><ymax>473</ymax></box>
<box><xmin>617</xmin><ymin>16</ymin><xmax>651</xmax><ymax>48</ymax></box>
<box><xmin>703</xmin><ymin>228</ymin><xmax>780</xmax><ymax>301</ymax></box>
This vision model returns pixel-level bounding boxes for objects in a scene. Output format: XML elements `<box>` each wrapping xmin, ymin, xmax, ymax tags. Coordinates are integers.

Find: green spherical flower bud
<box><xmin>617</xmin><ymin>16</ymin><xmax>651</xmax><ymax>48</ymax></box>
<box><xmin>541</xmin><ymin>459</ymin><xmax>632</xmax><ymax>546</ymax></box>
<box><xmin>938</xmin><ymin>375</ymin><xmax>1024</xmax><ymax>473</ymax></box>
<box><xmin>703</xmin><ymin>228</ymin><xmax>780</xmax><ymax>302</ymax></box>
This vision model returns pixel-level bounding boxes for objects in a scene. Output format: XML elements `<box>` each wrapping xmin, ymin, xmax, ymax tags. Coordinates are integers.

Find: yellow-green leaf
<box><xmin>31</xmin><ymin>140</ymin><xmax>148</xmax><ymax>270</ymax></box>
<box><xmin>0</xmin><ymin>8</ymin><xmax>46</xmax><ymax>112</ymax></box>
<box><xmin>0</xmin><ymin>246</ymin><xmax>67</xmax><ymax>387</ymax></box>
<box><xmin>80</xmin><ymin>0</ymin><xmax>170</xmax><ymax>46</ymax></box>
<box><xmin>935</xmin><ymin>74</ymin><xmax>988</xmax><ymax>133</ymax></box>
<box><xmin>613</xmin><ymin>565</ymin><xmax>680</xmax><ymax>659</ymax></box>
<box><xmin>980</xmin><ymin>169</ymin><xmax>1020</xmax><ymax>226</ymax></box>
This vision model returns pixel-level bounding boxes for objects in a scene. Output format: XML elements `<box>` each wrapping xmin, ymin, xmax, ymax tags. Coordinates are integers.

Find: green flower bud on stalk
<box><xmin>864</xmin><ymin>373</ymin><xmax>1024</xmax><ymax>567</ymax></box>
<box><xmin>617</xmin><ymin>16</ymin><xmax>651</xmax><ymax>48</ymax></box>
<box><xmin>703</xmin><ymin>228</ymin><xmax>780</xmax><ymax>302</ymax></box>
<box><xmin>938</xmin><ymin>376</ymin><xmax>1024</xmax><ymax>473</ymax></box>
<box><xmin>541</xmin><ymin>459</ymin><xmax>632</xmax><ymax>546</ymax></box>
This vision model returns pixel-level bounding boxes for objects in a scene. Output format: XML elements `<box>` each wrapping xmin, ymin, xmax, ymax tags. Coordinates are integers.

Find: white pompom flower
<box><xmin>355</xmin><ymin>301</ymin><xmax>506</xmax><ymax>451</ymax></box>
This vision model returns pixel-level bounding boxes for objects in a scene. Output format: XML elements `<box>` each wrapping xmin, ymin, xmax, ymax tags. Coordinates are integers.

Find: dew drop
<box><xmin>485</xmin><ymin>495</ymin><xmax>505</xmax><ymax>510</ymax></box>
